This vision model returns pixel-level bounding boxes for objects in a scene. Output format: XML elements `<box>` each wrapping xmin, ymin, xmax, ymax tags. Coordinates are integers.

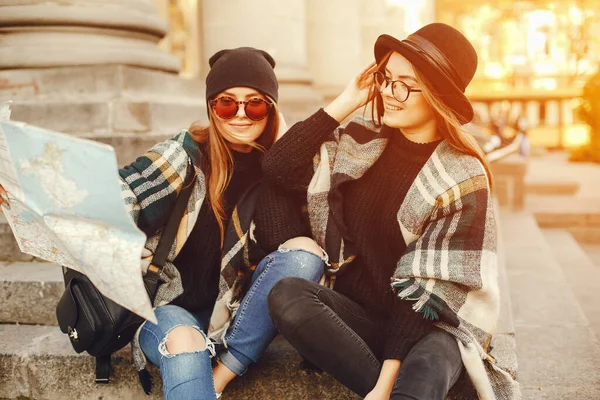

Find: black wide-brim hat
<box><xmin>374</xmin><ymin>23</ymin><xmax>477</xmax><ymax>124</ymax></box>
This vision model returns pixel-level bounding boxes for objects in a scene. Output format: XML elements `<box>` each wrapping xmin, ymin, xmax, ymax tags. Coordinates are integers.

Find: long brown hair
<box><xmin>188</xmin><ymin>97</ymin><xmax>280</xmax><ymax>246</ymax></box>
<box><xmin>363</xmin><ymin>51</ymin><xmax>494</xmax><ymax>190</ymax></box>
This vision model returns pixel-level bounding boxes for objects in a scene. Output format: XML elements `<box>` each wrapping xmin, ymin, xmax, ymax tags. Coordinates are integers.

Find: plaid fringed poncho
<box><xmin>119</xmin><ymin>130</ymin><xmax>262</xmax><ymax>375</ymax></box>
<box><xmin>307</xmin><ymin>118</ymin><xmax>521</xmax><ymax>400</ymax></box>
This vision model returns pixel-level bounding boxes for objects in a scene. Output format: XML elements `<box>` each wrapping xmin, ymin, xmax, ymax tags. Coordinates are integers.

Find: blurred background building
<box><xmin>2</xmin><ymin>0</ymin><xmax>600</xmax><ymax>156</ymax></box>
<box><xmin>155</xmin><ymin>0</ymin><xmax>600</xmax><ymax>150</ymax></box>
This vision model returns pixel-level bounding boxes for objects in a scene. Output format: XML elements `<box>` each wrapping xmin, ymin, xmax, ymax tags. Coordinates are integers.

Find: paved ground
<box><xmin>581</xmin><ymin>244</ymin><xmax>600</xmax><ymax>267</ymax></box>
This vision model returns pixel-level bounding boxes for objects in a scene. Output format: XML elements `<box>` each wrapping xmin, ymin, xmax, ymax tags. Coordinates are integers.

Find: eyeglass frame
<box><xmin>373</xmin><ymin>71</ymin><xmax>422</xmax><ymax>103</ymax></box>
<box><xmin>208</xmin><ymin>96</ymin><xmax>274</xmax><ymax>121</ymax></box>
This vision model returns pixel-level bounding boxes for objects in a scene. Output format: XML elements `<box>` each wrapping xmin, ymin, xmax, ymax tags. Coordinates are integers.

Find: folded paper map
<box><xmin>0</xmin><ymin>103</ymin><xmax>154</xmax><ymax>322</ymax></box>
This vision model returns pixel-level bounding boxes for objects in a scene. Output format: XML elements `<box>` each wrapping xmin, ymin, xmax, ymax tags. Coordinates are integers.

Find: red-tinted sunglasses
<box><xmin>209</xmin><ymin>96</ymin><xmax>273</xmax><ymax>121</ymax></box>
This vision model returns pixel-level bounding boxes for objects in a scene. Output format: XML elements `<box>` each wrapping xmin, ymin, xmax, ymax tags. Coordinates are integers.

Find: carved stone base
<box><xmin>0</xmin><ymin>65</ymin><xmax>206</xmax><ymax>164</ymax></box>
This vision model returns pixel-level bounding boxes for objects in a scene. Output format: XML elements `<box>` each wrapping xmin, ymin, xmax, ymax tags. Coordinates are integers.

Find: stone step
<box><xmin>0</xmin><ymin>232</ymin><xmax>517</xmax><ymax>398</ymax></box>
<box><xmin>8</xmin><ymin>99</ymin><xmax>206</xmax><ymax>138</ymax></box>
<box><xmin>0</xmin><ymin>214</ymin><xmax>34</xmax><ymax>262</ymax></box>
<box><xmin>526</xmin><ymin>195</ymin><xmax>600</xmax><ymax>245</ymax></box>
<box><xmin>490</xmin><ymin>153</ymin><xmax>527</xmax><ymax>210</ymax></box>
<box><xmin>86</xmin><ymin>132</ymin><xmax>173</xmax><ymax>167</ymax></box>
<box><xmin>542</xmin><ymin>229</ymin><xmax>600</xmax><ymax>341</ymax></box>
<box><xmin>580</xmin><ymin>243</ymin><xmax>600</xmax><ymax>267</ymax></box>
<box><xmin>0</xmin><ymin>65</ymin><xmax>204</xmax><ymax>103</ymax></box>
<box><xmin>501</xmin><ymin>211</ymin><xmax>600</xmax><ymax>399</ymax></box>
<box><xmin>524</xmin><ymin>178</ymin><xmax>579</xmax><ymax>196</ymax></box>
<box><xmin>0</xmin><ymin>325</ymin><xmax>358</xmax><ymax>400</ymax></box>
<box><xmin>496</xmin><ymin>209</ymin><xmax>516</xmax><ymax>337</ymax></box>
<box><xmin>0</xmin><ymin>261</ymin><xmax>63</xmax><ymax>326</ymax></box>
<box><xmin>0</xmin><ymin>323</ymin><xmax>514</xmax><ymax>400</ymax></box>
<box><xmin>526</xmin><ymin>195</ymin><xmax>600</xmax><ymax>227</ymax></box>
<box><xmin>568</xmin><ymin>227</ymin><xmax>600</xmax><ymax>246</ymax></box>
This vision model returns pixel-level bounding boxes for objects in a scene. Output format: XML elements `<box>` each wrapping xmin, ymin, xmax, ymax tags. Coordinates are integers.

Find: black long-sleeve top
<box><xmin>172</xmin><ymin>148</ymin><xmax>309</xmax><ymax>314</ymax></box>
<box><xmin>263</xmin><ymin>109</ymin><xmax>439</xmax><ymax>361</ymax></box>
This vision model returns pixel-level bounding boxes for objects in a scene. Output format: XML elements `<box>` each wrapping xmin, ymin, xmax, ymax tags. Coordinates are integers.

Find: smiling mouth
<box><xmin>384</xmin><ymin>103</ymin><xmax>404</xmax><ymax>111</ymax></box>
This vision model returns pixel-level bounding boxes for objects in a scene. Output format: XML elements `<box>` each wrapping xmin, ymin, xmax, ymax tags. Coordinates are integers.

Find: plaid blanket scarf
<box><xmin>119</xmin><ymin>130</ymin><xmax>262</xmax><ymax>374</ymax></box>
<box><xmin>307</xmin><ymin>119</ymin><xmax>521</xmax><ymax>400</ymax></box>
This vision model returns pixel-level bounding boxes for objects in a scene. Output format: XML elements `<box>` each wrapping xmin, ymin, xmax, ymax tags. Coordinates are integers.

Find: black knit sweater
<box><xmin>263</xmin><ymin>109</ymin><xmax>439</xmax><ymax>361</ymax></box>
<box><xmin>172</xmin><ymin>148</ymin><xmax>308</xmax><ymax>313</ymax></box>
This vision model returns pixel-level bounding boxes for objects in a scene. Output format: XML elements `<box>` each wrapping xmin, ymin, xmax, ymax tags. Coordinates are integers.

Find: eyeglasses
<box><xmin>209</xmin><ymin>96</ymin><xmax>272</xmax><ymax>121</ymax></box>
<box><xmin>373</xmin><ymin>71</ymin><xmax>422</xmax><ymax>103</ymax></box>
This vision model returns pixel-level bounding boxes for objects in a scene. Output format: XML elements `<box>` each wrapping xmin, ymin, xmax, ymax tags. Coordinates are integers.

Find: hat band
<box><xmin>402</xmin><ymin>34</ymin><xmax>465</xmax><ymax>91</ymax></box>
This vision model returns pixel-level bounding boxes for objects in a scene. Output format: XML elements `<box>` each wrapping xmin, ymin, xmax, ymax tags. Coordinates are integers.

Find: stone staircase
<box><xmin>501</xmin><ymin>152</ymin><xmax>600</xmax><ymax>399</ymax></box>
<box><xmin>0</xmin><ymin>211</ymin><xmax>518</xmax><ymax>398</ymax></box>
<box><xmin>501</xmin><ymin>212</ymin><xmax>600</xmax><ymax>399</ymax></box>
<box><xmin>526</xmin><ymin>195</ymin><xmax>600</xmax><ymax>245</ymax></box>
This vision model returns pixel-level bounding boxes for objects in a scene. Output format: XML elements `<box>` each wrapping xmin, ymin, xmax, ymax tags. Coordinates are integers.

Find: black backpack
<box><xmin>55</xmin><ymin>168</ymin><xmax>193</xmax><ymax>393</ymax></box>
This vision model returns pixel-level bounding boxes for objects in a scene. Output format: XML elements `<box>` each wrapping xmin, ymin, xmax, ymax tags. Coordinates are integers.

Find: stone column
<box><xmin>306</xmin><ymin>0</ymin><xmax>362</xmax><ymax>102</ymax></box>
<box><xmin>155</xmin><ymin>0</ymin><xmax>204</xmax><ymax>79</ymax></box>
<box><xmin>360</xmin><ymin>0</ymin><xmax>389</xmax><ymax>65</ymax></box>
<box><xmin>202</xmin><ymin>0</ymin><xmax>322</xmax><ymax>121</ymax></box>
<box><xmin>419</xmin><ymin>0</ymin><xmax>436</xmax><ymax>28</ymax></box>
<box><xmin>0</xmin><ymin>0</ymin><xmax>181</xmax><ymax>72</ymax></box>
<box><xmin>0</xmin><ymin>0</ymin><xmax>206</xmax><ymax>165</ymax></box>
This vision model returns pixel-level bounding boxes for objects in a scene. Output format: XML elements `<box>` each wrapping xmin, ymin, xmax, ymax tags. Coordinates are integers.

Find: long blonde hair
<box><xmin>188</xmin><ymin>97</ymin><xmax>280</xmax><ymax>246</ymax></box>
<box><xmin>363</xmin><ymin>51</ymin><xmax>494</xmax><ymax>190</ymax></box>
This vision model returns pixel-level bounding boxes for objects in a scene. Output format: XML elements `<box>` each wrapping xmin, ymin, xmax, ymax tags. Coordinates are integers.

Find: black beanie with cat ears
<box><xmin>205</xmin><ymin>47</ymin><xmax>278</xmax><ymax>103</ymax></box>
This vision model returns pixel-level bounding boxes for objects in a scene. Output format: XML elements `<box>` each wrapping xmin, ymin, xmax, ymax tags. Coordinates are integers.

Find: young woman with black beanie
<box><xmin>118</xmin><ymin>47</ymin><xmax>325</xmax><ymax>399</ymax></box>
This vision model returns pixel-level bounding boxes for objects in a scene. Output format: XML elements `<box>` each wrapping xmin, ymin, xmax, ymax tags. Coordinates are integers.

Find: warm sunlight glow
<box><xmin>564</xmin><ymin>124</ymin><xmax>591</xmax><ymax>147</ymax></box>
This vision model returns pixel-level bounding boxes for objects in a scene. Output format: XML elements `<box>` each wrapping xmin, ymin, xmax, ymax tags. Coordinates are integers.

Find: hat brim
<box><xmin>374</xmin><ymin>34</ymin><xmax>473</xmax><ymax>124</ymax></box>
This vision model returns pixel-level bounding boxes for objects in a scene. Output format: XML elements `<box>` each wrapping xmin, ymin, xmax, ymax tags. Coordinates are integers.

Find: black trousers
<box><xmin>268</xmin><ymin>277</ymin><xmax>464</xmax><ymax>400</ymax></box>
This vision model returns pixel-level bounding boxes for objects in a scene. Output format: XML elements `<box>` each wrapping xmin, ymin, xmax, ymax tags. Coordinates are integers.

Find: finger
<box><xmin>357</xmin><ymin>69</ymin><xmax>375</xmax><ymax>90</ymax></box>
<box><xmin>140</xmin><ymin>259</ymin><xmax>151</xmax><ymax>275</ymax></box>
<box><xmin>0</xmin><ymin>193</ymin><xmax>9</xmax><ymax>210</ymax></box>
<box><xmin>362</xmin><ymin>71</ymin><xmax>375</xmax><ymax>86</ymax></box>
<box><xmin>141</xmin><ymin>248</ymin><xmax>153</xmax><ymax>258</ymax></box>
<box><xmin>359</xmin><ymin>61</ymin><xmax>377</xmax><ymax>76</ymax></box>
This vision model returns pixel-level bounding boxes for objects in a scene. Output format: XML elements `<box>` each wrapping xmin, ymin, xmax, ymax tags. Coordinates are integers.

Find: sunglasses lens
<box><xmin>213</xmin><ymin>97</ymin><xmax>238</xmax><ymax>119</ymax></box>
<box><xmin>245</xmin><ymin>99</ymin><xmax>269</xmax><ymax>121</ymax></box>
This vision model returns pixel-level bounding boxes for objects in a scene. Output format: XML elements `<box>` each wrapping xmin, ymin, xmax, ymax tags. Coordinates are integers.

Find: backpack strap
<box><xmin>143</xmin><ymin>163</ymin><xmax>195</xmax><ymax>297</ymax></box>
<box><xmin>95</xmin><ymin>355</ymin><xmax>111</xmax><ymax>384</ymax></box>
<box><xmin>135</xmin><ymin>162</ymin><xmax>195</xmax><ymax>394</ymax></box>
<box><xmin>138</xmin><ymin>368</ymin><xmax>153</xmax><ymax>395</ymax></box>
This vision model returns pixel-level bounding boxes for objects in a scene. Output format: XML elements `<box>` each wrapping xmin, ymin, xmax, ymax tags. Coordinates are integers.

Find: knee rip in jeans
<box><xmin>158</xmin><ymin>325</ymin><xmax>216</xmax><ymax>359</ymax></box>
<box><xmin>278</xmin><ymin>237</ymin><xmax>330</xmax><ymax>265</ymax></box>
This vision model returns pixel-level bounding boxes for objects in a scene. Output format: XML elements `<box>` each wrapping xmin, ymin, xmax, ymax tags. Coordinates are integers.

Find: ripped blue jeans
<box><xmin>139</xmin><ymin>305</ymin><xmax>217</xmax><ymax>400</ymax></box>
<box><xmin>217</xmin><ymin>244</ymin><xmax>326</xmax><ymax>375</ymax></box>
<box><xmin>139</xmin><ymin>245</ymin><xmax>326</xmax><ymax>399</ymax></box>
